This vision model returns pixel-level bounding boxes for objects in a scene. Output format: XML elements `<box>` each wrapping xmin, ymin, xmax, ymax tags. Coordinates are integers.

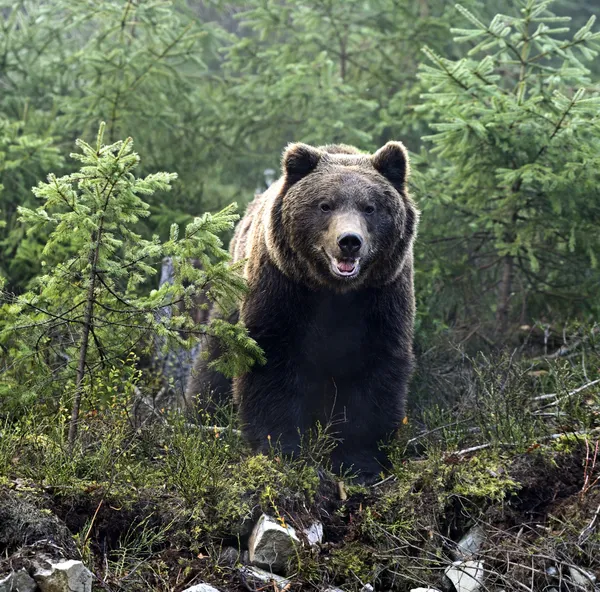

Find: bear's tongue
<box><xmin>337</xmin><ymin>259</ymin><xmax>356</xmax><ymax>273</ymax></box>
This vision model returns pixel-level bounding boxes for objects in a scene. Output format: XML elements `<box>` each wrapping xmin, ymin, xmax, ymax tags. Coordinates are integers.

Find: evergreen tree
<box><xmin>0</xmin><ymin>119</ymin><xmax>62</xmax><ymax>281</ymax></box>
<box><xmin>413</xmin><ymin>0</ymin><xmax>600</xmax><ymax>338</ymax></box>
<box><xmin>0</xmin><ymin>0</ymin><xmax>240</xmax><ymax>288</ymax></box>
<box><xmin>0</xmin><ymin>124</ymin><xmax>263</xmax><ymax>447</ymax></box>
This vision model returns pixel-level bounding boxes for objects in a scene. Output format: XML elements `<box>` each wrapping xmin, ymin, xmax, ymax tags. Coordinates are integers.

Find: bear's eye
<box><xmin>364</xmin><ymin>205</ymin><xmax>376</xmax><ymax>215</ymax></box>
<box><xmin>320</xmin><ymin>203</ymin><xmax>332</xmax><ymax>212</ymax></box>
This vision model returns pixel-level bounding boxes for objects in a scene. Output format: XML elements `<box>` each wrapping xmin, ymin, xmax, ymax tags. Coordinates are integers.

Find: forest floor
<box><xmin>1</xmin><ymin>344</ymin><xmax>599</xmax><ymax>592</ymax></box>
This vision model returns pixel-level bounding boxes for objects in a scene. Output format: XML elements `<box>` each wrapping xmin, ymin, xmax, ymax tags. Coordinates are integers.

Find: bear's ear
<box><xmin>282</xmin><ymin>143</ymin><xmax>322</xmax><ymax>185</ymax></box>
<box><xmin>371</xmin><ymin>141</ymin><xmax>410</xmax><ymax>190</ymax></box>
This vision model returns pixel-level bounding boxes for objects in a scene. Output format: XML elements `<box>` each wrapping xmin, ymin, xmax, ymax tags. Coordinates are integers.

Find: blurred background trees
<box><xmin>1</xmin><ymin>0</ymin><xmax>599</xmax><ymax>347</ymax></box>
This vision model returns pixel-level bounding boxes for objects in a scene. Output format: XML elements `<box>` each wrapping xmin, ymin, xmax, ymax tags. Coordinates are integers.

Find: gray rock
<box><xmin>217</xmin><ymin>546</ymin><xmax>240</xmax><ymax>567</ymax></box>
<box><xmin>181</xmin><ymin>585</ymin><xmax>221</xmax><ymax>592</ymax></box>
<box><xmin>0</xmin><ymin>570</ymin><xmax>37</xmax><ymax>592</ymax></box>
<box><xmin>361</xmin><ymin>585</ymin><xmax>374</xmax><ymax>592</ymax></box>
<box><xmin>445</xmin><ymin>560</ymin><xmax>484</xmax><ymax>592</ymax></box>
<box><xmin>34</xmin><ymin>559</ymin><xmax>92</xmax><ymax>592</ymax></box>
<box><xmin>569</xmin><ymin>566</ymin><xmax>596</xmax><ymax>589</ymax></box>
<box><xmin>455</xmin><ymin>526</ymin><xmax>486</xmax><ymax>559</ymax></box>
<box><xmin>248</xmin><ymin>514</ymin><xmax>300</xmax><ymax>575</ymax></box>
<box><xmin>239</xmin><ymin>566</ymin><xmax>291</xmax><ymax>589</ymax></box>
<box><xmin>303</xmin><ymin>522</ymin><xmax>324</xmax><ymax>546</ymax></box>
<box><xmin>0</xmin><ymin>573</ymin><xmax>12</xmax><ymax>591</ymax></box>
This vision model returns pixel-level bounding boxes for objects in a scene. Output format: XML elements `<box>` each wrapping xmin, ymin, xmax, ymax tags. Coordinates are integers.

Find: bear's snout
<box><xmin>337</xmin><ymin>232</ymin><xmax>363</xmax><ymax>256</ymax></box>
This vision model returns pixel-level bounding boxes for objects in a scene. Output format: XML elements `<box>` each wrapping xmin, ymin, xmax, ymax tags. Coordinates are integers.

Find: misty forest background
<box><xmin>1</xmin><ymin>1</ymin><xmax>600</xmax><ymax>591</ymax></box>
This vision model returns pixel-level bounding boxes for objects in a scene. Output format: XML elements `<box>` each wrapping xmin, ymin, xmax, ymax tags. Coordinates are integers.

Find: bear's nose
<box><xmin>337</xmin><ymin>232</ymin><xmax>363</xmax><ymax>255</ymax></box>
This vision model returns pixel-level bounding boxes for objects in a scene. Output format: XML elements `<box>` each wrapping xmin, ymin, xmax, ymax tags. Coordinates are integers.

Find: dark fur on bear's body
<box><xmin>186</xmin><ymin>141</ymin><xmax>419</xmax><ymax>480</ymax></box>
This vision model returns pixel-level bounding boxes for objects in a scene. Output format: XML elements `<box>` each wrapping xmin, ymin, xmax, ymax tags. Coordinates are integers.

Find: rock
<box><xmin>361</xmin><ymin>585</ymin><xmax>374</xmax><ymax>592</ymax></box>
<box><xmin>546</xmin><ymin>566</ymin><xmax>558</xmax><ymax>577</ymax></box>
<box><xmin>445</xmin><ymin>560</ymin><xmax>484</xmax><ymax>592</ymax></box>
<box><xmin>239</xmin><ymin>566</ymin><xmax>291</xmax><ymax>589</ymax></box>
<box><xmin>410</xmin><ymin>588</ymin><xmax>442</xmax><ymax>592</ymax></box>
<box><xmin>248</xmin><ymin>514</ymin><xmax>300</xmax><ymax>575</ymax></box>
<box><xmin>0</xmin><ymin>570</ymin><xmax>37</xmax><ymax>592</ymax></box>
<box><xmin>217</xmin><ymin>546</ymin><xmax>240</xmax><ymax>567</ymax></box>
<box><xmin>181</xmin><ymin>585</ymin><xmax>221</xmax><ymax>592</ymax></box>
<box><xmin>454</xmin><ymin>526</ymin><xmax>486</xmax><ymax>559</ymax></box>
<box><xmin>569</xmin><ymin>566</ymin><xmax>596</xmax><ymax>589</ymax></box>
<box><xmin>34</xmin><ymin>559</ymin><xmax>92</xmax><ymax>592</ymax></box>
<box><xmin>303</xmin><ymin>522</ymin><xmax>324</xmax><ymax>546</ymax></box>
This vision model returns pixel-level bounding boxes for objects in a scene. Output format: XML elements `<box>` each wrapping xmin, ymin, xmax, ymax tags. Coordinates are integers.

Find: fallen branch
<box><xmin>533</xmin><ymin>378</ymin><xmax>600</xmax><ymax>403</ymax></box>
<box><xmin>539</xmin><ymin>325</ymin><xmax>600</xmax><ymax>360</ymax></box>
<box><xmin>449</xmin><ymin>427</ymin><xmax>600</xmax><ymax>458</ymax></box>
<box><xmin>187</xmin><ymin>423</ymin><xmax>242</xmax><ymax>437</ymax></box>
<box><xmin>578</xmin><ymin>503</ymin><xmax>600</xmax><ymax>544</ymax></box>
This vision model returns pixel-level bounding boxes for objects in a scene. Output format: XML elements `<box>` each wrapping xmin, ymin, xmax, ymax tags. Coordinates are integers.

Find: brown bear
<box><xmin>186</xmin><ymin>141</ymin><xmax>419</xmax><ymax>480</ymax></box>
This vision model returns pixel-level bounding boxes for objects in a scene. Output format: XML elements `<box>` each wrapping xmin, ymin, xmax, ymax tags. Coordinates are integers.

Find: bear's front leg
<box><xmin>330</xmin><ymin>359</ymin><xmax>410</xmax><ymax>482</ymax></box>
<box><xmin>235</xmin><ymin>359</ymin><xmax>309</xmax><ymax>456</ymax></box>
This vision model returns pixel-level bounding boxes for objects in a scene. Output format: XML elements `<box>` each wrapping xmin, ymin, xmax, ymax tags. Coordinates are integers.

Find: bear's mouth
<box><xmin>324</xmin><ymin>251</ymin><xmax>361</xmax><ymax>278</ymax></box>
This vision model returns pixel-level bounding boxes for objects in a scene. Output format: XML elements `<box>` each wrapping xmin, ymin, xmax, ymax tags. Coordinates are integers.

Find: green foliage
<box><xmin>0</xmin><ymin>0</ymin><xmax>240</xmax><ymax>287</ymax></box>
<box><xmin>0</xmin><ymin>346</ymin><xmax>598</xmax><ymax>591</ymax></box>
<box><xmin>0</xmin><ymin>0</ymin><xmax>481</xmax><ymax>291</ymax></box>
<box><xmin>414</xmin><ymin>0</ymin><xmax>600</xmax><ymax>337</ymax></box>
<box><xmin>163</xmin><ymin>412</ymin><xmax>322</xmax><ymax>537</ymax></box>
<box><xmin>0</xmin><ymin>118</ymin><xmax>62</xmax><ymax>281</ymax></box>
<box><xmin>451</xmin><ymin>453</ymin><xmax>520</xmax><ymax>501</ymax></box>
<box><xmin>0</xmin><ymin>124</ymin><xmax>263</xmax><ymax>441</ymax></box>
<box><xmin>3</xmin><ymin>0</ymin><xmax>598</xmax><ymax>344</ymax></box>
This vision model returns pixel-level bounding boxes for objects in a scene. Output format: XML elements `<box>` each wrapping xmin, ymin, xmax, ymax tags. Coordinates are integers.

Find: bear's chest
<box><xmin>298</xmin><ymin>292</ymin><xmax>372</xmax><ymax>375</ymax></box>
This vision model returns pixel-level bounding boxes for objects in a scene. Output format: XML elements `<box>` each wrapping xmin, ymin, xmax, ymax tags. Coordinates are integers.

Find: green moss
<box><xmin>329</xmin><ymin>541</ymin><xmax>375</xmax><ymax>584</ymax></box>
<box><xmin>550</xmin><ymin>433</ymin><xmax>581</xmax><ymax>454</ymax></box>
<box><xmin>451</xmin><ymin>453</ymin><xmax>520</xmax><ymax>502</ymax></box>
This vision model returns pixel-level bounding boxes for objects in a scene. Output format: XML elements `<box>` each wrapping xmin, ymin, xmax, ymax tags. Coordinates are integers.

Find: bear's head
<box><xmin>265</xmin><ymin>141</ymin><xmax>419</xmax><ymax>291</ymax></box>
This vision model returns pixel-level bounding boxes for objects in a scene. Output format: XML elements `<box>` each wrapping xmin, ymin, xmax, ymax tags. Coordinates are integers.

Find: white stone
<box><xmin>0</xmin><ymin>570</ymin><xmax>37</xmax><ymax>592</ymax></box>
<box><xmin>569</xmin><ymin>566</ymin><xmax>596</xmax><ymax>589</ymax></box>
<box><xmin>239</xmin><ymin>566</ymin><xmax>291</xmax><ymax>589</ymax></box>
<box><xmin>410</xmin><ymin>588</ymin><xmax>442</xmax><ymax>592</ymax></box>
<box><xmin>303</xmin><ymin>522</ymin><xmax>324</xmax><ymax>546</ymax></box>
<box><xmin>445</xmin><ymin>560</ymin><xmax>484</xmax><ymax>592</ymax></box>
<box><xmin>248</xmin><ymin>514</ymin><xmax>300</xmax><ymax>574</ymax></box>
<box><xmin>34</xmin><ymin>559</ymin><xmax>92</xmax><ymax>592</ymax></box>
<box><xmin>181</xmin><ymin>585</ymin><xmax>221</xmax><ymax>592</ymax></box>
<box><xmin>455</xmin><ymin>526</ymin><xmax>486</xmax><ymax>558</ymax></box>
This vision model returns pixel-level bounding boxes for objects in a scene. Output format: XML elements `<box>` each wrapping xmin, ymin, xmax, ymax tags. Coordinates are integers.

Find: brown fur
<box><xmin>186</xmin><ymin>141</ymin><xmax>419</xmax><ymax>479</ymax></box>
<box><xmin>231</xmin><ymin>143</ymin><xmax>416</xmax><ymax>292</ymax></box>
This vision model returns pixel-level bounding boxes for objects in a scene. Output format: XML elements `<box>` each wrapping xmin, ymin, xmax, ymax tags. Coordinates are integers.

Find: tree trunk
<box><xmin>67</xmin><ymin>232</ymin><xmax>101</xmax><ymax>452</ymax></box>
<box><xmin>151</xmin><ymin>258</ymin><xmax>203</xmax><ymax>405</ymax></box>
<box><xmin>495</xmin><ymin>254</ymin><xmax>514</xmax><ymax>336</ymax></box>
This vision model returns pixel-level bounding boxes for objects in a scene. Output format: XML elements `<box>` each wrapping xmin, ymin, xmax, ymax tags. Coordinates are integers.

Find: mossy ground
<box><xmin>0</xmin><ymin>348</ymin><xmax>599</xmax><ymax>591</ymax></box>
